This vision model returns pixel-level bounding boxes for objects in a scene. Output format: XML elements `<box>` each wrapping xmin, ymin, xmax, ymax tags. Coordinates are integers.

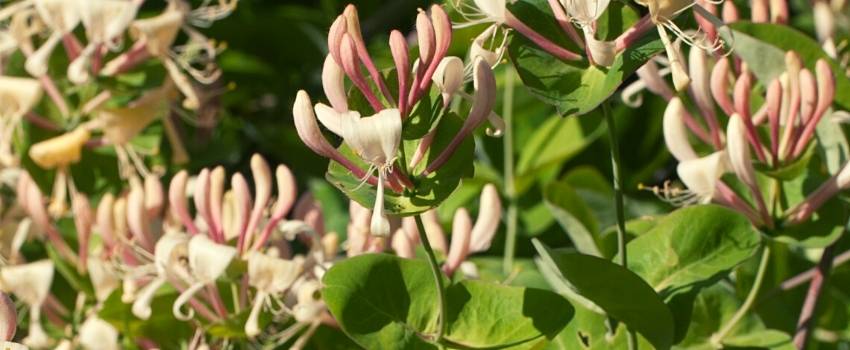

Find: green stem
<box><xmin>414</xmin><ymin>214</ymin><xmax>448</xmax><ymax>342</ymax></box>
<box><xmin>502</xmin><ymin>67</ymin><xmax>518</xmax><ymax>276</ymax></box>
<box><xmin>603</xmin><ymin>103</ymin><xmax>627</xmax><ymax>269</ymax></box>
<box><xmin>603</xmin><ymin>102</ymin><xmax>637</xmax><ymax>349</ymax></box>
<box><xmin>712</xmin><ymin>245</ymin><xmax>772</xmax><ymax>345</ymax></box>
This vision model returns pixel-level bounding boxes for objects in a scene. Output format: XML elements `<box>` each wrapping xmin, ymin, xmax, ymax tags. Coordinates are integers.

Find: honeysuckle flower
<box><xmin>87</xmin><ymin>257</ymin><xmax>120</xmax><ymax>303</ymax></box>
<box><xmin>132</xmin><ymin>232</ymin><xmax>189</xmax><ymax>320</ymax></box>
<box><xmin>79</xmin><ymin>316</ymin><xmax>119</xmax><ymax>350</ymax></box>
<box><xmin>70</xmin><ymin>0</ymin><xmax>140</xmax><ymax>84</ymax></box>
<box><xmin>559</xmin><ymin>0</ymin><xmax>616</xmax><ymax>66</ymax></box>
<box><xmin>0</xmin><ymin>76</ymin><xmax>43</xmax><ymax>166</ymax></box>
<box><xmin>244</xmin><ymin>251</ymin><xmax>303</xmax><ymax>338</ymax></box>
<box><xmin>433</xmin><ymin>56</ymin><xmax>465</xmax><ymax>104</ymax></box>
<box><xmin>25</xmin><ymin>0</ymin><xmax>81</xmax><ymax>78</ymax></box>
<box><xmin>0</xmin><ymin>260</ymin><xmax>54</xmax><ymax>349</ymax></box>
<box><xmin>124</xmin><ymin>0</ymin><xmax>221</xmax><ymax>110</ymax></box>
<box><xmin>469</xmin><ymin>25</ymin><xmax>509</xmax><ymax>70</ymax></box>
<box><xmin>292</xmin><ymin>280</ymin><xmax>325</xmax><ymax>324</ymax></box>
<box><xmin>172</xmin><ymin>234</ymin><xmax>236</xmax><ymax>320</ymax></box>
<box><xmin>674</xmin><ymin>151</ymin><xmax>729</xmax><ymax>205</ymax></box>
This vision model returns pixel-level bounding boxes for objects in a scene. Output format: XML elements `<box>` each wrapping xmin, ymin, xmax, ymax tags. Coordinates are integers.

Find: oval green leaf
<box><xmin>533</xmin><ymin>240</ymin><xmax>675</xmax><ymax>350</ymax></box>
<box><xmin>620</xmin><ymin>205</ymin><xmax>763</xmax><ymax>299</ymax></box>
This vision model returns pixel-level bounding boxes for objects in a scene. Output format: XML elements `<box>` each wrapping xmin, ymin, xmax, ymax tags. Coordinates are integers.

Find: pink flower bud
<box><xmin>245</xmin><ymin>154</ymin><xmax>272</xmax><ymax>242</ymax></box>
<box><xmin>293</xmin><ymin>90</ymin><xmax>340</xmax><ymax>159</ymax></box>
<box><xmin>0</xmin><ymin>293</ymin><xmax>16</xmax><ymax>341</ymax></box>
<box><xmin>128</xmin><ymin>177</ymin><xmax>154</xmax><ymax>251</ymax></box>
<box><xmin>443</xmin><ymin>208</ymin><xmax>473</xmax><ymax>275</ymax></box>
<box><xmin>390</xmin><ymin>30</ymin><xmax>410</xmax><ymax>116</ymax></box>
<box><xmin>769</xmin><ymin>0</ymin><xmax>788</xmax><ymax>23</ymax></box>
<box><xmin>424</xmin><ymin>210</ymin><xmax>448</xmax><ymax>253</ymax></box>
<box><xmin>193</xmin><ymin>168</ymin><xmax>214</xmax><ymax>231</ymax></box>
<box><xmin>72</xmin><ymin>192</ymin><xmax>93</xmax><ymax>273</ymax></box>
<box><xmin>168</xmin><ymin>170</ymin><xmax>198</xmax><ymax>235</ymax></box>
<box><xmin>322</xmin><ymin>55</ymin><xmax>348</xmax><ymax>113</ymax></box>
<box><xmin>800</xmin><ymin>69</ymin><xmax>817</xmax><ymax>124</ymax></box>
<box><xmin>793</xmin><ymin>60</ymin><xmax>835</xmax><ymax>157</ymax></box>
<box><xmin>231</xmin><ymin>173</ymin><xmax>252</xmax><ymax>241</ymax></box>
<box><xmin>766</xmin><ymin>79</ymin><xmax>782</xmax><ymax>157</ymax></box>
<box><xmin>209</xmin><ymin>167</ymin><xmax>226</xmax><ymax>242</ymax></box>
<box><xmin>722</xmin><ymin>1</ymin><xmax>741</xmax><ymax>23</ymax></box>
<box><xmin>144</xmin><ymin>174</ymin><xmax>164</xmax><ymax>219</ymax></box>
<box><xmin>416</xmin><ymin>10</ymin><xmax>435</xmax><ymax>66</ymax></box>
<box><xmin>391</xmin><ymin>228</ymin><xmax>415</xmax><ymax>259</ymax></box>
<box><xmin>710</xmin><ymin>59</ymin><xmax>735</xmax><ymax>116</ymax></box>
<box><xmin>327</xmin><ymin>15</ymin><xmax>347</xmax><ymax>65</ymax></box>
<box><xmin>96</xmin><ymin>193</ymin><xmax>116</xmax><ymax>250</ymax></box>
<box><xmin>470</xmin><ymin>184</ymin><xmax>502</xmax><ymax>253</ymax></box>
<box><xmin>751</xmin><ymin>0</ymin><xmax>769</xmax><ymax>22</ymax></box>
<box><xmin>425</xmin><ymin>58</ymin><xmax>496</xmax><ymax>175</ymax></box>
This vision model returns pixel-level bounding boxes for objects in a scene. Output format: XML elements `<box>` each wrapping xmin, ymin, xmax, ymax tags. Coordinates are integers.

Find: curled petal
<box><xmin>0</xmin><ymin>293</ymin><xmax>15</xmax><ymax>341</ymax></box>
<box><xmin>663</xmin><ymin>97</ymin><xmax>699</xmax><ymax>161</ymax></box>
<box><xmin>676</xmin><ymin>151</ymin><xmax>729</xmax><ymax>203</ymax></box>
<box><xmin>432</xmin><ymin>56</ymin><xmax>465</xmax><ymax>104</ymax></box>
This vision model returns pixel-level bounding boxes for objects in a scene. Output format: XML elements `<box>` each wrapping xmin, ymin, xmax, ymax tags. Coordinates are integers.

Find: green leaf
<box><xmin>323</xmin><ymin>253</ymin><xmax>573</xmax><ymax>349</ymax></box>
<box><xmin>326</xmin><ymin>112</ymin><xmax>474</xmax><ymax>215</ymax></box>
<box><xmin>621</xmin><ymin>205</ymin><xmax>763</xmax><ymax>299</ymax></box>
<box><xmin>515</xmin><ymin>115</ymin><xmax>605</xmax><ymax>193</ymax></box>
<box><xmin>508</xmin><ymin>0</ymin><xmax>663</xmax><ymax>115</ymax></box>
<box><xmin>533</xmin><ymin>241</ymin><xmax>675</xmax><ymax>350</ymax></box>
<box><xmin>544</xmin><ymin>181</ymin><xmax>602</xmax><ymax>256</ymax></box>
<box><xmin>726</xmin><ymin>22</ymin><xmax>850</xmax><ymax>110</ymax></box>
<box><xmin>674</xmin><ymin>284</ymin><xmax>793</xmax><ymax>350</ymax></box>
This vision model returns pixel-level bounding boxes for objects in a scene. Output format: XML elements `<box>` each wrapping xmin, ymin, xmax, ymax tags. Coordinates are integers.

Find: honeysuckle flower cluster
<box><xmin>0</xmin><ymin>148</ymin><xmax>504</xmax><ymax>347</ymax></box>
<box><xmin>294</xmin><ymin>4</ymin><xmax>501</xmax><ymax>238</ymax></box>
<box><xmin>0</xmin><ymin>0</ymin><xmax>234</xmax><ymax>229</ymax></box>
<box><xmin>638</xmin><ymin>47</ymin><xmax>847</xmax><ymax>229</ymax></box>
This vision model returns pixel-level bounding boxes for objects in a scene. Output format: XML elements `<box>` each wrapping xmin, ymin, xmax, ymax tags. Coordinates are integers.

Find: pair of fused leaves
<box><xmin>322</xmin><ymin>253</ymin><xmax>573</xmax><ymax>349</ymax></box>
<box><xmin>535</xmin><ymin>205</ymin><xmax>778</xmax><ymax>349</ymax></box>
